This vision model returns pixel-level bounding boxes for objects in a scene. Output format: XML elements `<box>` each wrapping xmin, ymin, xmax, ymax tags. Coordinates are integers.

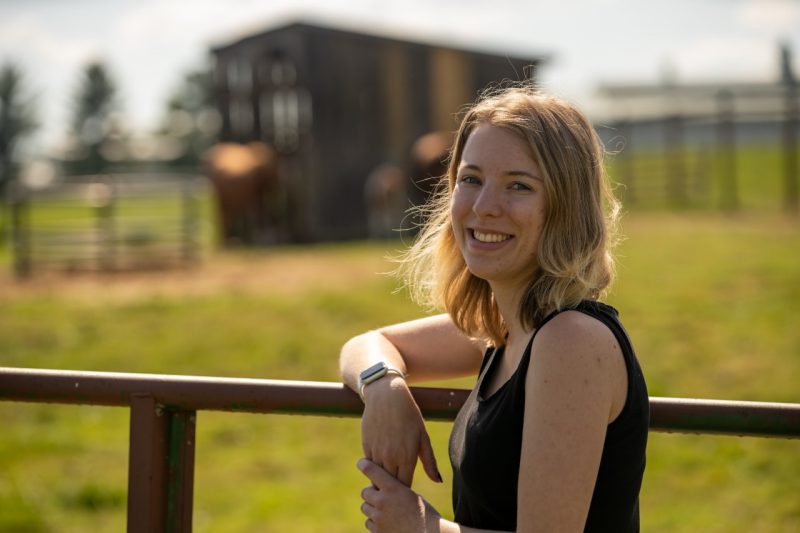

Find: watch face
<box><xmin>360</xmin><ymin>362</ymin><xmax>387</xmax><ymax>380</ymax></box>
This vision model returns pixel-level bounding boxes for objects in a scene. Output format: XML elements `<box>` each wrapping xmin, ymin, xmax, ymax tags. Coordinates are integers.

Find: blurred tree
<box><xmin>0</xmin><ymin>62</ymin><xmax>38</xmax><ymax>244</ymax></box>
<box><xmin>159</xmin><ymin>67</ymin><xmax>220</xmax><ymax>167</ymax></box>
<box><xmin>67</xmin><ymin>61</ymin><xmax>119</xmax><ymax>174</ymax></box>
<box><xmin>0</xmin><ymin>62</ymin><xmax>38</xmax><ymax>199</ymax></box>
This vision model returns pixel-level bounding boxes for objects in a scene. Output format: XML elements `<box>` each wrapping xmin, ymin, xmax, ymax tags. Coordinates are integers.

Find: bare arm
<box><xmin>340</xmin><ymin>313</ymin><xmax>486</xmax><ymax>390</ymax></box>
<box><xmin>359</xmin><ymin>457</ymin><xmax>508</xmax><ymax>532</ymax></box>
<box><xmin>514</xmin><ymin>311</ymin><xmax>628</xmax><ymax>532</ymax></box>
<box><xmin>340</xmin><ymin>314</ymin><xmax>485</xmax><ymax>487</ymax></box>
<box><xmin>358</xmin><ymin>311</ymin><xmax>627</xmax><ymax>533</ymax></box>
<box><xmin>356</xmin><ymin>312</ymin><xmax>627</xmax><ymax>532</ymax></box>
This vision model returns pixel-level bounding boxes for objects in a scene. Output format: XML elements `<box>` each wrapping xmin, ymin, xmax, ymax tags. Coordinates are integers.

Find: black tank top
<box><xmin>449</xmin><ymin>301</ymin><xmax>648</xmax><ymax>531</ymax></box>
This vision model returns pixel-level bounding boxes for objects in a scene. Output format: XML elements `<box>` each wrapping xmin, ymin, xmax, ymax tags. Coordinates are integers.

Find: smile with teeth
<box><xmin>472</xmin><ymin>229</ymin><xmax>512</xmax><ymax>243</ymax></box>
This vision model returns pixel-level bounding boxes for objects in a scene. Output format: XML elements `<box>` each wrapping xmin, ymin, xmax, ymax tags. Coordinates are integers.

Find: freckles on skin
<box><xmin>450</xmin><ymin>123</ymin><xmax>548</xmax><ymax>290</ymax></box>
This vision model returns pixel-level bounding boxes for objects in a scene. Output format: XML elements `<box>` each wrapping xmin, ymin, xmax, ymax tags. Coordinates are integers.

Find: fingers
<box><xmin>361</xmin><ymin>484</ymin><xmax>379</xmax><ymax>505</ymax></box>
<box><xmin>362</xmin><ymin>439</ymin><xmax>399</xmax><ymax>479</ymax></box>
<box><xmin>357</xmin><ymin>458</ymin><xmax>397</xmax><ymax>490</ymax></box>
<box><xmin>360</xmin><ymin>486</ymin><xmax>377</xmax><ymax>533</ymax></box>
<box><xmin>385</xmin><ymin>463</ymin><xmax>400</xmax><ymax>479</ymax></box>
<box><xmin>363</xmin><ymin>436</ymin><xmax>420</xmax><ymax>484</ymax></box>
<box><xmin>364</xmin><ymin>454</ymin><xmax>399</xmax><ymax>481</ymax></box>
<box><xmin>360</xmin><ymin>486</ymin><xmax>378</xmax><ymax>532</ymax></box>
<box><xmin>360</xmin><ymin>500</ymin><xmax>375</xmax><ymax>519</ymax></box>
<box><xmin>397</xmin><ymin>463</ymin><xmax>414</xmax><ymax>487</ymax></box>
<box><xmin>418</xmin><ymin>431</ymin><xmax>443</xmax><ymax>483</ymax></box>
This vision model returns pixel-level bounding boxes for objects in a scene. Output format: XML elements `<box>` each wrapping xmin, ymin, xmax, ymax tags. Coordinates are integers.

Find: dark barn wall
<box><xmin>212</xmin><ymin>22</ymin><xmax>544</xmax><ymax>242</ymax></box>
<box><xmin>305</xmin><ymin>28</ymin><xmax>387</xmax><ymax>239</ymax></box>
<box><xmin>214</xmin><ymin>26</ymin><xmax>316</xmax><ymax>241</ymax></box>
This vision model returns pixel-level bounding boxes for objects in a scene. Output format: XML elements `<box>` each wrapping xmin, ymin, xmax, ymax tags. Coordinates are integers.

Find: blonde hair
<box><xmin>398</xmin><ymin>86</ymin><xmax>621</xmax><ymax>346</ymax></box>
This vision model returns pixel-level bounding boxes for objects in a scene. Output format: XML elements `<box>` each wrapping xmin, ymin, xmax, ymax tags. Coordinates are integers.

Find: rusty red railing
<box><xmin>1</xmin><ymin>366</ymin><xmax>799</xmax><ymax>532</ymax></box>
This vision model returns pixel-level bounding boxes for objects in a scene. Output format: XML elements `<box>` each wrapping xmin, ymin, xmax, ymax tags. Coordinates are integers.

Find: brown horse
<box><xmin>203</xmin><ymin>142</ymin><xmax>280</xmax><ymax>245</ymax></box>
<box><xmin>364</xmin><ymin>163</ymin><xmax>407</xmax><ymax>239</ymax></box>
<box><xmin>362</xmin><ymin>131</ymin><xmax>454</xmax><ymax>237</ymax></box>
<box><xmin>408</xmin><ymin>130</ymin><xmax>453</xmax><ymax>207</ymax></box>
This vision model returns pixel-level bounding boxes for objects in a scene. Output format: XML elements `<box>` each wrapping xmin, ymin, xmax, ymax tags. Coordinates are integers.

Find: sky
<box><xmin>1</xmin><ymin>0</ymin><xmax>798</xmax><ymax>156</ymax></box>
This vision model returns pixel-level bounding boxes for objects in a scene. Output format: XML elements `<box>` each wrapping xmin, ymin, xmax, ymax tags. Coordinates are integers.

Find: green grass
<box><xmin>0</xmin><ymin>213</ymin><xmax>798</xmax><ymax>531</ymax></box>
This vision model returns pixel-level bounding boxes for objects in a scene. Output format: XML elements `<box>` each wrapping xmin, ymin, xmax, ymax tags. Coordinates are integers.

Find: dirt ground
<box><xmin>0</xmin><ymin>248</ymin><xmax>395</xmax><ymax>304</ymax></box>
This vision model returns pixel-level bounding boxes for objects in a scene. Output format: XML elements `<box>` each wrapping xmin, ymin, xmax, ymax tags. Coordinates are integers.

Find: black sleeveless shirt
<box><xmin>448</xmin><ymin>301</ymin><xmax>648</xmax><ymax>531</ymax></box>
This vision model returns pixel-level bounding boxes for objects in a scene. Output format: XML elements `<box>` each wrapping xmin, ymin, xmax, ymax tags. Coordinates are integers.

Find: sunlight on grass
<box><xmin>0</xmin><ymin>212</ymin><xmax>798</xmax><ymax>531</ymax></box>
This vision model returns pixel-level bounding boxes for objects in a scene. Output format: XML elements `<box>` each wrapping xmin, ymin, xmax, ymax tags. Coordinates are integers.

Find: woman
<box><xmin>340</xmin><ymin>87</ymin><xmax>648</xmax><ymax>532</ymax></box>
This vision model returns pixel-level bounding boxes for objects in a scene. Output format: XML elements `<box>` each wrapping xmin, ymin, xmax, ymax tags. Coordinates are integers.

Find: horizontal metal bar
<box><xmin>649</xmin><ymin>397</ymin><xmax>800</xmax><ymax>439</ymax></box>
<box><xmin>1</xmin><ymin>367</ymin><xmax>798</xmax><ymax>438</ymax></box>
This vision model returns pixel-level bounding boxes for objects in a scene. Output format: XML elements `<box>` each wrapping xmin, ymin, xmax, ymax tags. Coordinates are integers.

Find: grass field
<box><xmin>0</xmin><ymin>210</ymin><xmax>798</xmax><ymax>532</ymax></box>
<box><xmin>605</xmin><ymin>143</ymin><xmax>798</xmax><ymax>213</ymax></box>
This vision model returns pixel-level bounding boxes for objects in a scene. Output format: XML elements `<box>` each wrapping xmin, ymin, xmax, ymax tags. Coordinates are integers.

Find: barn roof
<box><xmin>211</xmin><ymin>18</ymin><xmax>550</xmax><ymax>66</ymax></box>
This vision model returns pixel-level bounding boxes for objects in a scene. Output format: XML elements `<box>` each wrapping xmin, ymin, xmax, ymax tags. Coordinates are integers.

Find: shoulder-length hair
<box><xmin>398</xmin><ymin>86</ymin><xmax>621</xmax><ymax>346</ymax></box>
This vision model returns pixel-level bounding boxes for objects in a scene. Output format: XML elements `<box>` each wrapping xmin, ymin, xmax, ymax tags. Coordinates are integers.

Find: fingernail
<box><xmin>357</xmin><ymin>458</ymin><xmax>368</xmax><ymax>472</ymax></box>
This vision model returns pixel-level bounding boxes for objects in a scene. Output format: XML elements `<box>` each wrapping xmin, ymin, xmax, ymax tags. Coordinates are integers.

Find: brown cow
<box><xmin>203</xmin><ymin>142</ymin><xmax>280</xmax><ymax>245</ymax></box>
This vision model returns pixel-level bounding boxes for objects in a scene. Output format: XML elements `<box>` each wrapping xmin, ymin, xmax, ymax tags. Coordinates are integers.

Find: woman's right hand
<box><xmin>361</xmin><ymin>375</ymin><xmax>442</xmax><ymax>487</ymax></box>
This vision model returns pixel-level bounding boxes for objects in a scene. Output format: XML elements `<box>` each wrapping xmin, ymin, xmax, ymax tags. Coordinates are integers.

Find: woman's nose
<box><xmin>473</xmin><ymin>184</ymin><xmax>502</xmax><ymax>217</ymax></box>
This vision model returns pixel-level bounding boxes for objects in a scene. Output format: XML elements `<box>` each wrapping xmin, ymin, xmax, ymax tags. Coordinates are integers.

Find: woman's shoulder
<box><xmin>529</xmin><ymin>307</ymin><xmax>627</xmax><ymax>395</ymax></box>
<box><xmin>535</xmin><ymin>306</ymin><xmax>618</xmax><ymax>349</ymax></box>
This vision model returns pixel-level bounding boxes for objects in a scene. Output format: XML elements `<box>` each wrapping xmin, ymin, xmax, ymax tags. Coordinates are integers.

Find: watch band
<box><xmin>357</xmin><ymin>362</ymin><xmax>406</xmax><ymax>401</ymax></box>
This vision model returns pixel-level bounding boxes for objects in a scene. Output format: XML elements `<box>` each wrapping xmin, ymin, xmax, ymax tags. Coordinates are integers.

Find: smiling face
<box><xmin>450</xmin><ymin>122</ymin><xmax>548</xmax><ymax>294</ymax></box>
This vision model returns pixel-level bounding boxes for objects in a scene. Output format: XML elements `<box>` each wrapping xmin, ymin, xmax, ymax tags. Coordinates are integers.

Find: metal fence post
<box><xmin>783</xmin><ymin>82</ymin><xmax>799</xmax><ymax>213</ymax></box>
<box><xmin>664</xmin><ymin>113</ymin><xmax>688</xmax><ymax>207</ymax></box>
<box><xmin>11</xmin><ymin>183</ymin><xmax>31</xmax><ymax>278</ymax></box>
<box><xmin>180</xmin><ymin>178</ymin><xmax>199</xmax><ymax>266</ymax></box>
<box><xmin>93</xmin><ymin>176</ymin><xmax>116</xmax><ymax>272</ymax></box>
<box><xmin>128</xmin><ymin>394</ymin><xmax>168</xmax><ymax>533</ymax></box>
<box><xmin>128</xmin><ymin>394</ymin><xmax>196</xmax><ymax>533</ymax></box>
<box><xmin>165</xmin><ymin>409</ymin><xmax>196</xmax><ymax>533</ymax></box>
<box><xmin>716</xmin><ymin>89</ymin><xmax>739</xmax><ymax>211</ymax></box>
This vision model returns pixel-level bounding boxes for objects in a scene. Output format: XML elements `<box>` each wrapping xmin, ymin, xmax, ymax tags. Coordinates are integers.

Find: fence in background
<box><xmin>598</xmin><ymin>81</ymin><xmax>799</xmax><ymax>212</ymax></box>
<box><xmin>1</xmin><ymin>367</ymin><xmax>798</xmax><ymax>533</ymax></box>
<box><xmin>10</xmin><ymin>174</ymin><xmax>205</xmax><ymax>277</ymax></box>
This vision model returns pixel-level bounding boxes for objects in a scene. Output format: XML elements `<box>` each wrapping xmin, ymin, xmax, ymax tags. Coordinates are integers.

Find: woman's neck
<box><xmin>490</xmin><ymin>282</ymin><xmax>532</xmax><ymax>347</ymax></box>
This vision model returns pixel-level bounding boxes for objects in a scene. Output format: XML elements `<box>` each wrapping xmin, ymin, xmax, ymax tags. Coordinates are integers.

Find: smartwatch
<box><xmin>357</xmin><ymin>362</ymin><xmax>406</xmax><ymax>401</ymax></box>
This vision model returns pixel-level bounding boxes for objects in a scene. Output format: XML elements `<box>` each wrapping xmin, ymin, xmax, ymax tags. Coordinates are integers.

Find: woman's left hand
<box><xmin>357</xmin><ymin>458</ymin><xmax>441</xmax><ymax>532</ymax></box>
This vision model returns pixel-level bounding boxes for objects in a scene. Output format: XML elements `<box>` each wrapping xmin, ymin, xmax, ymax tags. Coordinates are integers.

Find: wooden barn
<box><xmin>210</xmin><ymin>20</ymin><xmax>547</xmax><ymax>242</ymax></box>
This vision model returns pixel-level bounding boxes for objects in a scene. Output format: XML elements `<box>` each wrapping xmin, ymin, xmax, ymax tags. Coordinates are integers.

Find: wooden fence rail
<box><xmin>1</xmin><ymin>367</ymin><xmax>798</xmax><ymax>532</ymax></box>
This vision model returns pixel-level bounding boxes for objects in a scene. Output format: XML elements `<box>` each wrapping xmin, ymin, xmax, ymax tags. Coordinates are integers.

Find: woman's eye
<box><xmin>460</xmin><ymin>175</ymin><xmax>480</xmax><ymax>185</ymax></box>
<box><xmin>510</xmin><ymin>182</ymin><xmax>532</xmax><ymax>191</ymax></box>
